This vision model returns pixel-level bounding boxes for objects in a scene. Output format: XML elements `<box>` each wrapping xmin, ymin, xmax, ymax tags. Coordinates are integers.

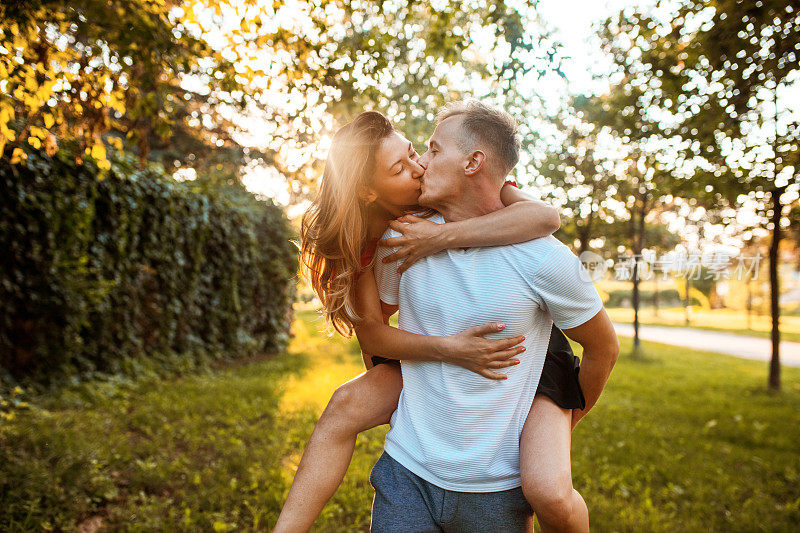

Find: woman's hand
<box><xmin>441</xmin><ymin>322</ymin><xmax>526</xmax><ymax>380</ymax></box>
<box><xmin>378</xmin><ymin>215</ymin><xmax>448</xmax><ymax>273</ymax></box>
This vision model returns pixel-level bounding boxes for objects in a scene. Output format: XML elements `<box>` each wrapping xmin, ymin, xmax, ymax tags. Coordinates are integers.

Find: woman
<box><xmin>274</xmin><ymin>111</ymin><xmax>589</xmax><ymax>532</ymax></box>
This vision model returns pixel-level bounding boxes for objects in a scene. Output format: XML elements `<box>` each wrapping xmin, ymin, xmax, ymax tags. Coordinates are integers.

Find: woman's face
<box><xmin>369</xmin><ymin>131</ymin><xmax>425</xmax><ymax>213</ymax></box>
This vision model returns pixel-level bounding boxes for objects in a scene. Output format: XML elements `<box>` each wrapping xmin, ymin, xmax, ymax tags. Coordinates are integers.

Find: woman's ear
<box><xmin>464</xmin><ymin>150</ymin><xmax>486</xmax><ymax>175</ymax></box>
<box><xmin>358</xmin><ymin>186</ymin><xmax>378</xmax><ymax>205</ymax></box>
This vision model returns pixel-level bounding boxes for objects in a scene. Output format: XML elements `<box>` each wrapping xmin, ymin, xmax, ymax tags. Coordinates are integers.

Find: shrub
<box><xmin>0</xmin><ymin>145</ymin><xmax>297</xmax><ymax>389</ymax></box>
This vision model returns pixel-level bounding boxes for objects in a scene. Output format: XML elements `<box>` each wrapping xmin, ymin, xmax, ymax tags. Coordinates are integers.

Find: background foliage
<box><xmin>0</xmin><ymin>143</ymin><xmax>297</xmax><ymax>389</ymax></box>
<box><xmin>0</xmin><ymin>0</ymin><xmax>560</xmax><ymax>196</ymax></box>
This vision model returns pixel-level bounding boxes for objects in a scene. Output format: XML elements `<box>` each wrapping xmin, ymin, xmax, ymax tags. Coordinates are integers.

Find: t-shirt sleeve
<box><xmin>372</xmin><ymin>229</ymin><xmax>402</xmax><ymax>306</ymax></box>
<box><xmin>529</xmin><ymin>243</ymin><xmax>604</xmax><ymax>330</ymax></box>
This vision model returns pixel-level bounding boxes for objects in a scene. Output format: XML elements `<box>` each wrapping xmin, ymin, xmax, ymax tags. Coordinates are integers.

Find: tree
<box><xmin>616</xmin><ymin>0</ymin><xmax>800</xmax><ymax>389</ymax></box>
<box><xmin>2</xmin><ymin>0</ymin><xmax>562</xmax><ymax>192</ymax></box>
<box><xmin>787</xmin><ymin>200</ymin><xmax>800</xmax><ymax>267</ymax></box>
<box><xmin>192</xmin><ymin>0</ymin><xmax>564</xmax><ymax>194</ymax></box>
<box><xmin>576</xmin><ymin>75</ymin><xmax>691</xmax><ymax>352</ymax></box>
<box><xmin>601</xmin><ymin>215</ymin><xmax>682</xmax><ymax>316</ymax></box>
<box><xmin>0</xmin><ymin>0</ymin><xmax>244</xmax><ymax>169</ymax></box>
<box><xmin>538</xmin><ymin>98</ymin><xmax>620</xmax><ymax>256</ymax></box>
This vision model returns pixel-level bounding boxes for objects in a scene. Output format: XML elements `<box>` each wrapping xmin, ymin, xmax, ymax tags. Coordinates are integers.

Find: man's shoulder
<box><xmin>494</xmin><ymin>235</ymin><xmax>578</xmax><ymax>281</ymax></box>
<box><xmin>507</xmin><ymin>235</ymin><xmax>568</xmax><ymax>261</ymax></box>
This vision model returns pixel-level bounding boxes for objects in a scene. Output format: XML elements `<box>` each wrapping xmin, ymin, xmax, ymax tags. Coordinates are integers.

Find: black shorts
<box><xmin>536</xmin><ymin>325</ymin><xmax>585</xmax><ymax>410</ymax></box>
<box><xmin>371</xmin><ymin>324</ymin><xmax>585</xmax><ymax>410</ymax></box>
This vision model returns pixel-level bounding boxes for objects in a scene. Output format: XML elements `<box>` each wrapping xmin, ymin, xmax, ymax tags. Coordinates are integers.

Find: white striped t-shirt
<box><xmin>373</xmin><ymin>213</ymin><xmax>603</xmax><ymax>492</ymax></box>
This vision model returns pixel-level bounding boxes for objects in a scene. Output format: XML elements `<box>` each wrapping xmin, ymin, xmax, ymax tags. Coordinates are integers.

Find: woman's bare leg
<box><xmin>519</xmin><ymin>395</ymin><xmax>589</xmax><ymax>533</ymax></box>
<box><xmin>273</xmin><ymin>363</ymin><xmax>403</xmax><ymax>533</ymax></box>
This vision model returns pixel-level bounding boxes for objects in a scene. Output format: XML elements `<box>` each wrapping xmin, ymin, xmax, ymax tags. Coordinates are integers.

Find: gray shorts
<box><xmin>369</xmin><ymin>451</ymin><xmax>534</xmax><ymax>533</ymax></box>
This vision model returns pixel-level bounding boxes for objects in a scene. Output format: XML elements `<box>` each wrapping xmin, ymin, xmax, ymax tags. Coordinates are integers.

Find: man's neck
<box><xmin>435</xmin><ymin>183</ymin><xmax>505</xmax><ymax>223</ymax></box>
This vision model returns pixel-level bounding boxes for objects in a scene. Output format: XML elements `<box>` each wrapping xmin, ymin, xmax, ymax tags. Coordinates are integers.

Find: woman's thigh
<box><xmin>519</xmin><ymin>395</ymin><xmax>573</xmax><ymax>493</ymax></box>
<box><xmin>334</xmin><ymin>363</ymin><xmax>403</xmax><ymax>432</ymax></box>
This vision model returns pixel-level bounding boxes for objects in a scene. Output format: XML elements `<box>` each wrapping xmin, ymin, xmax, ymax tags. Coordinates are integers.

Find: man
<box><xmin>370</xmin><ymin>100</ymin><xmax>619</xmax><ymax>532</ymax></box>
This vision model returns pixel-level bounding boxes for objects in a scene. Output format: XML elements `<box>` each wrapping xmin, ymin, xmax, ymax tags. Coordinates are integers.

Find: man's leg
<box><xmin>370</xmin><ymin>452</ymin><xmax>442</xmax><ymax>533</ymax></box>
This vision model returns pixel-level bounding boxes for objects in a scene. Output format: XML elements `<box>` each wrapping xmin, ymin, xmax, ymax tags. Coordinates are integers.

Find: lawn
<box><xmin>1</xmin><ymin>310</ymin><xmax>799</xmax><ymax>531</ymax></box>
<box><xmin>607</xmin><ymin>306</ymin><xmax>800</xmax><ymax>343</ymax></box>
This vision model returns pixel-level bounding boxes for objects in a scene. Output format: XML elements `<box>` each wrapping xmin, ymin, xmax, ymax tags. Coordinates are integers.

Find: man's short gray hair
<box><xmin>436</xmin><ymin>100</ymin><xmax>520</xmax><ymax>177</ymax></box>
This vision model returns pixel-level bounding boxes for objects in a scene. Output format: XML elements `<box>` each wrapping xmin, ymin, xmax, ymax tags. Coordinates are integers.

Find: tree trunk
<box><xmin>578</xmin><ymin>234</ymin><xmax>589</xmax><ymax>257</ymax></box>
<box><xmin>632</xmin><ymin>261</ymin><xmax>640</xmax><ymax>347</ymax></box>
<box><xmin>685</xmin><ymin>275</ymin><xmax>691</xmax><ymax>326</ymax></box>
<box><xmin>768</xmin><ymin>187</ymin><xmax>783</xmax><ymax>391</ymax></box>
<box><xmin>746</xmin><ymin>277</ymin><xmax>753</xmax><ymax>330</ymax></box>
<box><xmin>578</xmin><ymin>209</ymin><xmax>595</xmax><ymax>257</ymax></box>
<box><xmin>631</xmin><ymin>211</ymin><xmax>640</xmax><ymax>349</ymax></box>
<box><xmin>138</xmin><ymin>124</ymin><xmax>150</xmax><ymax>169</ymax></box>
<box><xmin>653</xmin><ymin>273</ymin><xmax>660</xmax><ymax>317</ymax></box>
<box><xmin>631</xmin><ymin>198</ymin><xmax>646</xmax><ymax>351</ymax></box>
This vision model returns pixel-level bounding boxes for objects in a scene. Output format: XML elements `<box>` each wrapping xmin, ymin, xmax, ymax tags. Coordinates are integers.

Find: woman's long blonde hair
<box><xmin>300</xmin><ymin>111</ymin><xmax>396</xmax><ymax>337</ymax></box>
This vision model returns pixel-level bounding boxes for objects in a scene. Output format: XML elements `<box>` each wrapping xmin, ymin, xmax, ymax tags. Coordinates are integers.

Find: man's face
<box><xmin>416</xmin><ymin>116</ymin><xmax>467</xmax><ymax>208</ymax></box>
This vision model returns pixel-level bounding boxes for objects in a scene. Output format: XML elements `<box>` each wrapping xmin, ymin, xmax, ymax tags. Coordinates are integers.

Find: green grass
<box><xmin>1</xmin><ymin>310</ymin><xmax>800</xmax><ymax>531</ymax></box>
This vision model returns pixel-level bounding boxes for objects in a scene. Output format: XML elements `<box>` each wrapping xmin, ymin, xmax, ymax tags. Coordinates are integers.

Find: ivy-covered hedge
<box><xmin>0</xmin><ymin>146</ymin><xmax>297</xmax><ymax>389</ymax></box>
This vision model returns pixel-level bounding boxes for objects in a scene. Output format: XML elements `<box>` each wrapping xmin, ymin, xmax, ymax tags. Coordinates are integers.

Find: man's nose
<box><xmin>411</xmin><ymin>158</ymin><xmax>426</xmax><ymax>178</ymax></box>
<box><xmin>417</xmin><ymin>152</ymin><xmax>429</xmax><ymax>171</ymax></box>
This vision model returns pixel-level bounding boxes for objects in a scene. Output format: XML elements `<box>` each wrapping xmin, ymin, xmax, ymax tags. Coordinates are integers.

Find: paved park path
<box><xmin>613</xmin><ymin>322</ymin><xmax>800</xmax><ymax>368</ymax></box>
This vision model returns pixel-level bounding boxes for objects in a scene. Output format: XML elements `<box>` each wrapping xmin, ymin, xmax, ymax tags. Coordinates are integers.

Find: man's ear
<box><xmin>464</xmin><ymin>150</ymin><xmax>486</xmax><ymax>176</ymax></box>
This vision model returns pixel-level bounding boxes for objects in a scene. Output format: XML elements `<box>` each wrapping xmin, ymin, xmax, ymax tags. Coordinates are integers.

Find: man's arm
<box><xmin>432</xmin><ymin>184</ymin><xmax>560</xmax><ymax>248</ymax></box>
<box><xmin>378</xmin><ymin>185</ymin><xmax>560</xmax><ymax>272</ymax></box>
<box><xmin>561</xmin><ymin>308</ymin><xmax>620</xmax><ymax>429</ymax></box>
